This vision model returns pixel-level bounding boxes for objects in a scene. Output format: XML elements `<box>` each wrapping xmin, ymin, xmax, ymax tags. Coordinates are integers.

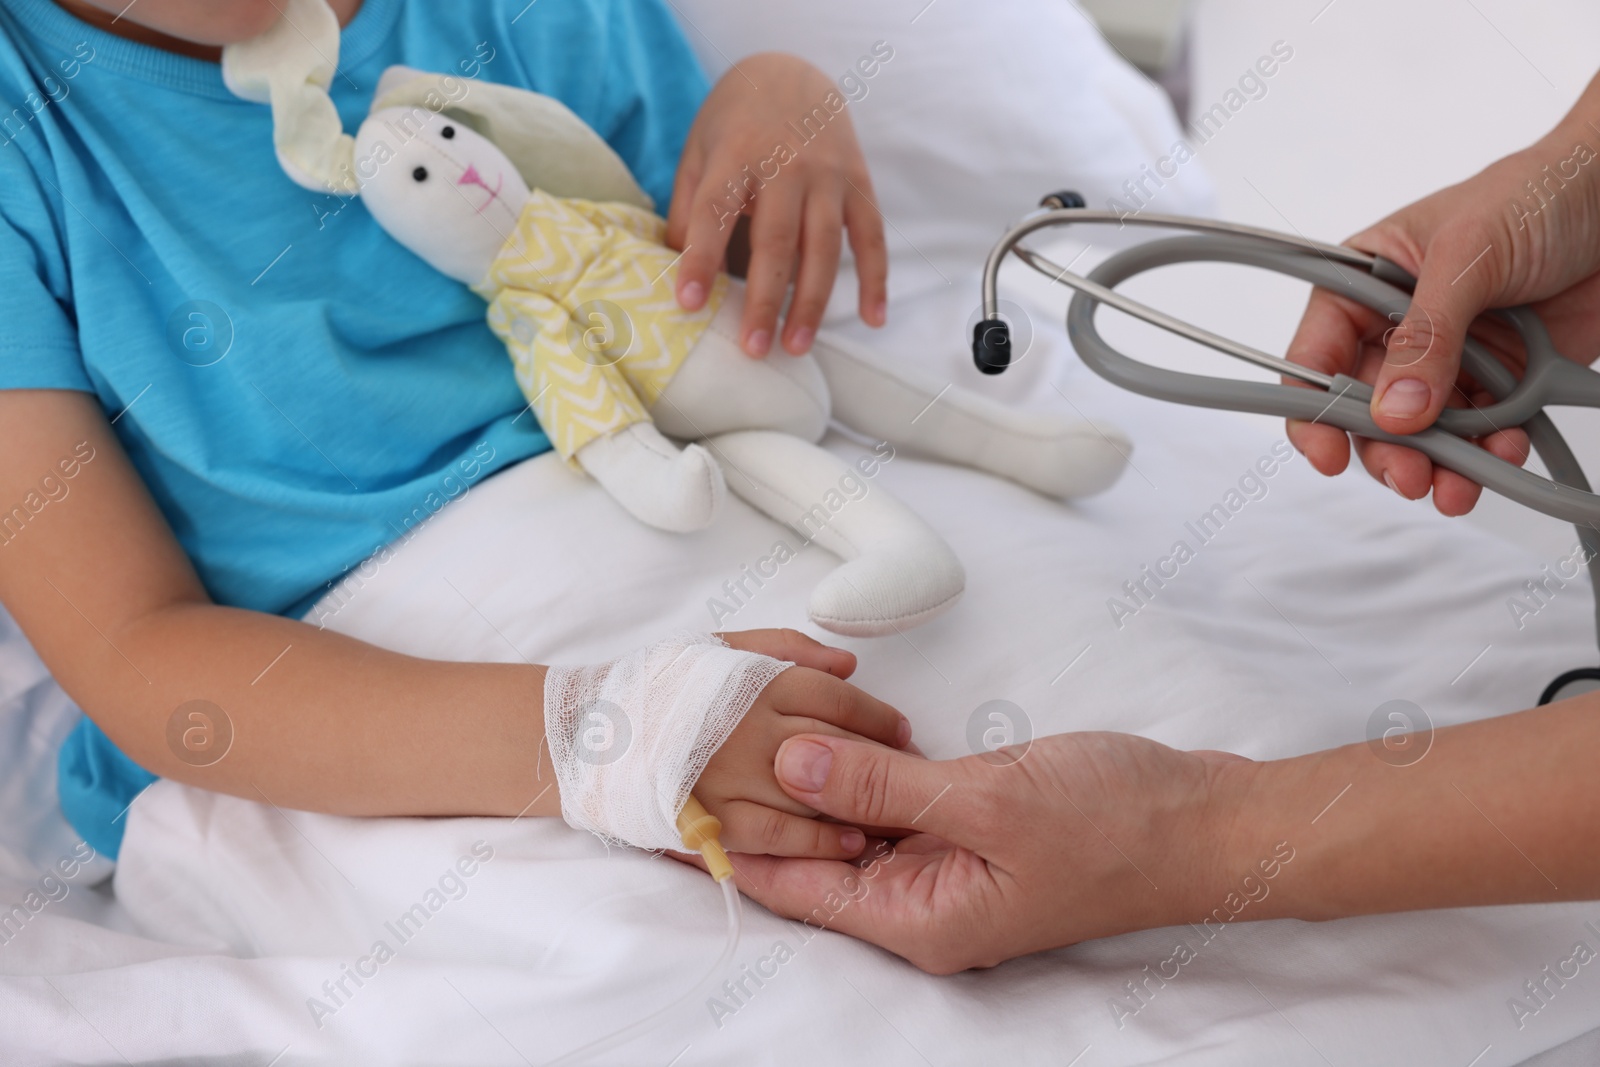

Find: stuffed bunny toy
<box><xmin>222</xmin><ymin>10</ymin><xmax>1132</xmax><ymax>636</ymax></box>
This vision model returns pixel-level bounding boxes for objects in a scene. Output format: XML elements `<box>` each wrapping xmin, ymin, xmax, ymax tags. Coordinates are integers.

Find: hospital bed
<box><xmin>4</xmin><ymin>0</ymin><xmax>1600</xmax><ymax>1063</ymax></box>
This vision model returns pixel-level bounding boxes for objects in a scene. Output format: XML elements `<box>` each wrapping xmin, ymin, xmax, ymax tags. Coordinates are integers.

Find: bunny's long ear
<box><xmin>369</xmin><ymin>67</ymin><xmax>654</xmax><ymax>210</ymax></box>
<box><xmin>221</xmin><ymin>0</ymin><xmax>358</xmax><ymax>195</ymax></box>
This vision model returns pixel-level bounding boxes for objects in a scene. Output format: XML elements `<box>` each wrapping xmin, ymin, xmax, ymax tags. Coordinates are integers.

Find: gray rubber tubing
<box><xmin>1064</xmin><ymin>233</ymin><xmax>1600</xmax><ymax>656</ymax></box>
<box><xmin>1066</xmin><ymin>234</ymin><xmax>1600</xmax><ymax>526</ymax></box>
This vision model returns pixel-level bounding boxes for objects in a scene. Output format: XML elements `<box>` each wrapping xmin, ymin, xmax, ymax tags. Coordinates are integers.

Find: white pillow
<box><xmin>666</xmin><ymin>0</ymin><xmax>1215</xmax><ymax>312</ymax></box>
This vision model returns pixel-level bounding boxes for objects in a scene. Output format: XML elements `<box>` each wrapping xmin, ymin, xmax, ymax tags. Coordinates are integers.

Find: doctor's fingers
<box><xmin>773</xmin><ymin>734</ymin><xmax>985</xmax><ymax>846</ymax></box>
<box><xmin>1352</xmin><ymin>414</ymin><xmax>1529</xmax><ymax>516</ymax></box>
<box><xmin>1285</xmin><ymin>288</ymin><xmax>1386</xmax><ymax>477</ymax></box>
<box><xmin>713</xmin><ymin>711</ymin><xmax>912</xmax><ymax>815</ymax></box>
<box><xmin>712</xmin><ymin>799</ymin><xmax>869</xmax><ymax>859</ymax></box>
<box><xmin>1367</xmin><ymin>227</ymin><xmax>1502</xmax><ymax>439</ymax></box>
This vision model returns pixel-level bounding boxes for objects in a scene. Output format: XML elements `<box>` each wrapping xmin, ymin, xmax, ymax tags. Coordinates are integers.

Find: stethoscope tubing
<box><xmin>976</xmin><ymin>208</ymin><xmax>1600</xmax><ymax>526</ymax></box>
<box><xmin>977</xmin><ymin>204</ymin><xmax>1600</xmax><ymax>672</ymax></box>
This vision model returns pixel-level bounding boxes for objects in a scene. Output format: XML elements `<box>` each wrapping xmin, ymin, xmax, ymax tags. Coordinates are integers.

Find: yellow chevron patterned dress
<box><xmin>473</xmin><ymin>189</ymin><xmax>729</xmax><ymax>461</ymax></box>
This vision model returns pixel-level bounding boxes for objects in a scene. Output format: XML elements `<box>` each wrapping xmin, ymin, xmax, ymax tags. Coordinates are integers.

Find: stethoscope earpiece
<box><xmin>970</xmin><ymin>190</ymin><xmax>1086</xmax><ymax>372</ymax></box>
<box><xmin>972</xmin><ymin>318</ymin><xmax>1012</xmax><ymax>374</ymax></box>
<box><xmin>1039</xmin><ymin>190</ymin><xmax>1087</xmax><ymax>210</ymax></box>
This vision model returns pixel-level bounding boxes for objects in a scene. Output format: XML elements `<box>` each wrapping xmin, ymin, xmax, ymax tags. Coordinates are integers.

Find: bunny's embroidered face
<box><xmin>355</xmin><ymin>107</ymin><xmax>531</xmax><ymax>285</ymax></box>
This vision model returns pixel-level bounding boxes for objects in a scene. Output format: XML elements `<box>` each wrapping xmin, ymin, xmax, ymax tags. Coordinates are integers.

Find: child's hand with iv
<box><xmin>666</xmin><ymin>52</ymin><xmax>889</xmax><ymax>358</ymax></box>
<box><xmin>695</xmin><ymin>629</ymin><xmax>911</xmax><ymax>858</ymax></box>
<box><xmin>543</xmin><ymin>628</ymin><xmax>913</xmax><ymax>860</ymax></box>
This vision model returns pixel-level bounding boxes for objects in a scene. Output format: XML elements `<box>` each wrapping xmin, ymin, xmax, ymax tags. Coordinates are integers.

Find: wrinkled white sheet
<box><xmin>4</xmin><ymin>271</ymin><xmax>1598</xmax><ymax>1064</ymax></box>
<box><xmin>7</xmin><ymin>0</ymin><xmax>1600</xmax><ymax>1059</ymax></box>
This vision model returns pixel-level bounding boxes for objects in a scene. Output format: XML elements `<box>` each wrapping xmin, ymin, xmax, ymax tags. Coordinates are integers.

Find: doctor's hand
<box><xmin>703</xmin><ymin>731</ymin><xmax>1247</xmax><ymax>973</ymax></box>
<box><xmin>1286</xmin><ymin>69</ymin><xmax>1600</xmax><ymax>516</ymax></box>
<box><xmin>666</xmin><ymin>52</ymin><xmax>889</xmax><ymax>358</ymax></box>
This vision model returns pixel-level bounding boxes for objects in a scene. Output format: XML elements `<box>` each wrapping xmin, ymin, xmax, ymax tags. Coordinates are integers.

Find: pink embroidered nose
<box><xmin>458</xmin><ymin>164</ymin><xmax>486</xmax><ymax>189</ymax></box>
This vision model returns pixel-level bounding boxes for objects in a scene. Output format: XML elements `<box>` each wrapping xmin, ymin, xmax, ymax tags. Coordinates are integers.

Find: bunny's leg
<box><xmin>648</xmin><ymin>281</ymin><xmax>831</xmax><ymax>443</ymax></box>
<box><xmin>808</xmin><ymin>330</ymin><xmax>1133</xmax><ymax>501</ymax></box>
<box><xmin>709</xmin><ymin>430</ymin><xmax>964</xmax><ymax>637</ymax></box>
<box><xmin>574</xmin><ymin>425</ymin><xmax>726</xmax><ymax>534</ymax></box>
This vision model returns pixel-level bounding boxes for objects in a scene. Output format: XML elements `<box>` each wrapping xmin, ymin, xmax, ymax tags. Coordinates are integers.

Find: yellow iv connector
<box><xmin>676</xmin><ymin>795</ymin><xmax>733</xmax><ymax>883</ymax></box>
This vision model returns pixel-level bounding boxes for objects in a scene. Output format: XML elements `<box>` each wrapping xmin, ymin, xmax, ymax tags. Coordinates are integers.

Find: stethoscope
<box><xmin>976</xmin><ymin>192</ymin><xmax>1600</xmax><ymax>704</ymax></box>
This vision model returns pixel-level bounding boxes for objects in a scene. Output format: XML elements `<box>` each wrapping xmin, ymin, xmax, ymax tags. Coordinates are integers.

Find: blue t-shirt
<box><xmin>0</xmin><ymin>0</ymin><xmax>708</xmax><ymax>857</ymax></box>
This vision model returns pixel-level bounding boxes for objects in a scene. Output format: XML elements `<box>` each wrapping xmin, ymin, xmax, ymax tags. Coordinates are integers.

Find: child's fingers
<box><xmin>717</xmin><ymin>628</ymin><xmax>856</xmax><ymax>678</ymax></box>
<box><xmin>740</xmin><ymin>180</ymin><xmax>805</xmax><ymax>356</ymax></box>
<box><xmin>716</xmin><ymin>799</ymin><xmax>866</xmax><ymax>859</ymax></box>
<box><xmin>770</xmin><ymin>669</ymin><xmax>910</xmax><ymax>748</ymax></box>
<box><xmin>674</xmin><ymin>153</ymin><xmax>743</xmax><ymax>314</ymax></box>
<box><xmin>780</xmin><ymin>189</ymin><xmax>843</xmax><ymax>354</ymax></box>
<box><xmin>843</xmin><ymin>174</ymin><xmax>888</xmax><ymax>328</ymax></box>
<box><xmin>663</xmin><ymin>144</ymin><xmax>704</xmax><ymax>255</ymax></box>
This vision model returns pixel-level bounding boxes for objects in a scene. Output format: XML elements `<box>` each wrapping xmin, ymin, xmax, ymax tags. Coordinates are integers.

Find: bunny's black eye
<box><xmin>441</xmin><ymin>125</ymin><xmax>456</xmax><ymax>140</ymax></box>
<box><xmin>412</xmin><ymin>166</ymin><xmax>428</xmax><ymax>182</ymax></box>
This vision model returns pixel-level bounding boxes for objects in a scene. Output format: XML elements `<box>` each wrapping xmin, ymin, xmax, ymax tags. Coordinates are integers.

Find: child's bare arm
<box><xmin>1</xmin><ymin>388</ymin><xmax>555</xmax><ymax>818</ymax></box>
<box><xmin>0</xmin><ymin>389</ymin><xmax>900</xmax><ymax>856</ymax></box>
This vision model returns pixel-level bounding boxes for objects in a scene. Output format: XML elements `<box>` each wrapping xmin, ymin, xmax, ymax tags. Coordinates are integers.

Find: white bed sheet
<box><xmin>6</xmin><ymin>0</ymin><xmax>1600</xmax><ymax>1062</ymax></box>
<box><xmin>3</xmin><ymin>274</ymin><xmax>1598</xmax><ymax>1065</ymax></box>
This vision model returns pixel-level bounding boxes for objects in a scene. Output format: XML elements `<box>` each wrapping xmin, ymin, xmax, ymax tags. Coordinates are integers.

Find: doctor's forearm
<box><xmin>1216</xmin><ymin>695</ymin><xmax>1600</xmax><ymax>921</ymax></box>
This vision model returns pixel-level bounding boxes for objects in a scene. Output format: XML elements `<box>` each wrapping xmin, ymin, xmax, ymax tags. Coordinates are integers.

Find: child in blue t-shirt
<box><xmin>0</xmin><ymin>0</ymin><xmax>901</xmax><ymax>860</ymax></box>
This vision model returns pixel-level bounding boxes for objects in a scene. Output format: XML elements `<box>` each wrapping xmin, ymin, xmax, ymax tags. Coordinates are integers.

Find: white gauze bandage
<box><xmin>544</xmin><ymin>632</ymin><xmax>792</xmax><ymax>850</ymax></box>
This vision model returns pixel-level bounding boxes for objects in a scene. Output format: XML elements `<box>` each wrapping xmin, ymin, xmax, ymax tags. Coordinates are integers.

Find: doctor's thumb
<box><xmin>1370</xmin><ymin>239</ymin><xmax>1499</xmax><ymax>436</ymax></box>
<box><xmin>775</xmin><ymin>735</ymin><xmax>959</xmax><ymax>837</ymax></box>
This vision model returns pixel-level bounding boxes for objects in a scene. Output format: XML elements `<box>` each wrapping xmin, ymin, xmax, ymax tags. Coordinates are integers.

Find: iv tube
<box><xmin>542</xmin><ymin>798</ymin><xmax>742</xmax><ymax>1064</ymax></box>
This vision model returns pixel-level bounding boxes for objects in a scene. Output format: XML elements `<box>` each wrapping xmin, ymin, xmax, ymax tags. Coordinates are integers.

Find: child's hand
<box><xmin>694</xmin><ymin>629</ymin><xmax>911</xmax><ymax>857</ymax></box>
<box><xmin>666</xmin><ymin>53</ymin><xmax>889</xmax><ymax>358</ymax></box>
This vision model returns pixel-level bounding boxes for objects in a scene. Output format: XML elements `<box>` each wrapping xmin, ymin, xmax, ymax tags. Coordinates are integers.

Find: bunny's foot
<box><xmin>710</xmin><ymin>430</ymin><xmax>964</xmax><ymax>637</ymax></box>
<box><xmin>575</xmin><ymin>423</ymin><xmax>725</xmax><ymax>533</ymax></box>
